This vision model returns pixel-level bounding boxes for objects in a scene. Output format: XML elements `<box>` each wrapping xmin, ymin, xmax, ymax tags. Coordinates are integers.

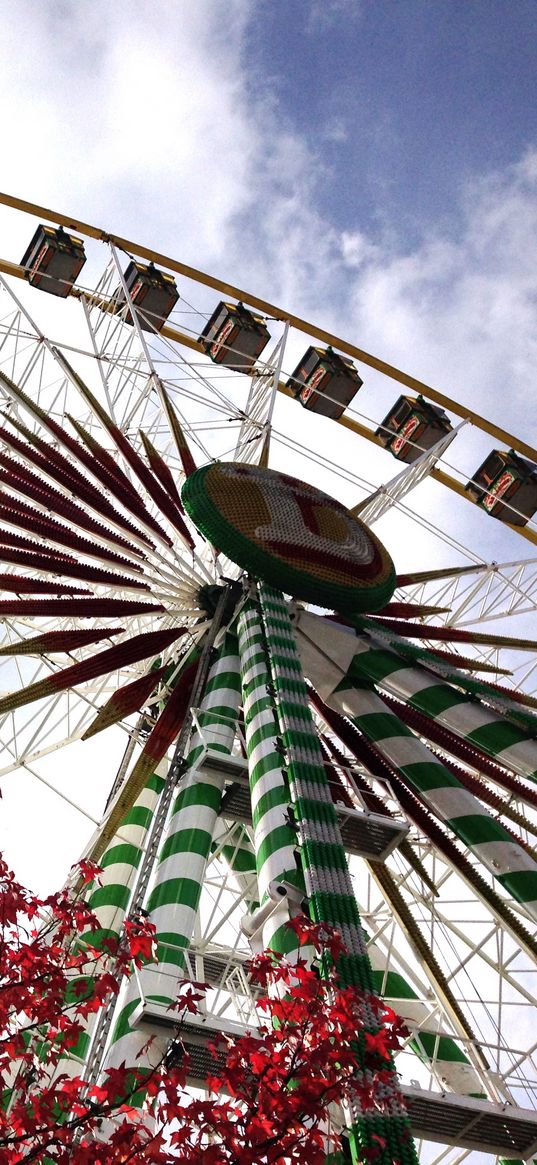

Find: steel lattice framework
<box><xmin>1</xmin><ymin>193</ymin><xmax>537</xmax><ymax>1164</ymax></box>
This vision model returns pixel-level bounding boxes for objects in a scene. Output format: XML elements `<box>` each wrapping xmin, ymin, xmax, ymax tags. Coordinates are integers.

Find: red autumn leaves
<box><xmin>0</xmin><ymin>861</ymin><xmax>408</xmax><ymax>1165</ymax></box>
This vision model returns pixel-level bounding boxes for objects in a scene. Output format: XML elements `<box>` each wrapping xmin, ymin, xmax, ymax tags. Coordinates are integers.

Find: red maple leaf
<box><xmin>75</xmin><ymin>858</ymin><xmax>103</xmax><ymax>885</ymax></box>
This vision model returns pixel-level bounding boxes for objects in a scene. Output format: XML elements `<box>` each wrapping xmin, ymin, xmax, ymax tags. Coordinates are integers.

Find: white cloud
<box><xmin>340</xmin><ymin>228</ymin><xmax>378</xmax><ymax>267</ymax></box>
<box><xmin>0</xmin><ymin>3</ymin><xmax>536</xmax><ymax>896</ymax></box>
<box><xmin>0</xmin><ymin>1</ymin><xmax>257</xmax><ymax>262</ymax></box>
<box><xmin>343</xmin><ymin>148</ymin><xmax>537</xmax><ymax>436</ymax></box>
<box><xmin>4</xmin><ymin>0</ymin><xmax>534</xmax><ymax>446</ymax></box>
<box><xmin>305</xmin><ymin>0</ymin><xmax>362</xmax><ymax>35</ymax></box>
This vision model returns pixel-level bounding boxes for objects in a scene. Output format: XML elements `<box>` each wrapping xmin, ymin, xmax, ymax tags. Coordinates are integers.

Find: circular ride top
<box><xmin>1</xmin><ymin>193</ymin><xmax>537</xmax><ymax>1164</ymax></box>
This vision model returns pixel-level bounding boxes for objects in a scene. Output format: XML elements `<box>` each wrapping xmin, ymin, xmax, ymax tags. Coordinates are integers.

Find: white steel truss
<box><xmin>0</xmin><ymin>221</ymin><xmax>535</xmax><ymax>1164</ymax></box>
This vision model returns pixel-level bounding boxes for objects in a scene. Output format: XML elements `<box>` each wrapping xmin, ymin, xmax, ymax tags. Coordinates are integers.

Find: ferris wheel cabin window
<box><xmin>376</xmin><ymin>394</ymin><xmax>453</xmax><ymax>463</ymax></box>
<box><xmin>466</xmin><ymin>448</ymin><xmax>537</xmax><ymax>525</ymax></box>
<box><xmin>287</xmin><ymin>345</ymin><xmax>363</xmax><ymax>420</ymax></box>
<box><xmin>20</xmin><ymin>224</ymin><xmax>86</xmax><ymax>298</ymax></box>
<box><xmin>198</xmin><ymin>300</ymin><xmax>270</xmax><ymax>374</ymax></box>
<box><xmin>115</xmin><ymin>260</ymin><xmax>179</xmax><ymax>332</ymax></box>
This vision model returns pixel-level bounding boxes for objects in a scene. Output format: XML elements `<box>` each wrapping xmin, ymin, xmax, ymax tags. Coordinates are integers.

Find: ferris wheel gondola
<box><xmin>0</xmin><ymin>192</ymin><xmax>537</xmax><ymax>1163</ymax></box>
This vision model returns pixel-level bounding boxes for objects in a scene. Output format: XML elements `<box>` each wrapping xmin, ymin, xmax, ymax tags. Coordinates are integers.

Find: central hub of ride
<box><xmin>182</xmin><ymin>461</ymin><xmax>395</xmax><ymax>613</ymax></box>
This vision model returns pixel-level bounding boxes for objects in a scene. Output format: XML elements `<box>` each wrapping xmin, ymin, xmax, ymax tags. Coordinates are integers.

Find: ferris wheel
<box><xmin>1</xmin><ymin>192</ymin><xmax>537</xmax><ymax>1164</ymax></box>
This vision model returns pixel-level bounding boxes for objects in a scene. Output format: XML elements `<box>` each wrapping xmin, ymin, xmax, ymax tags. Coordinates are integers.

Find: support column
<box><xmin>238</xmin><ymin>597</ymin><xmax>304</xmax><ymax>954</ymax></box>
<box><xmin>103</xmin><ymin>631</ymin><xmax>242</xmax><ymax>1081</ymax></box>
<box><xmin>256</xmin><ymin>584</ymin><xmax>418</xmax><ymax>1165</ymax></box>
<box><xmin>49</xmin><ymin>763</ymin><xmax>168</xmax><ymax>1079</ymax></box>
<box><xmin>296</xmin><ymin>616</ymin><xmax>537</xmax><ymax>923</ymax></box>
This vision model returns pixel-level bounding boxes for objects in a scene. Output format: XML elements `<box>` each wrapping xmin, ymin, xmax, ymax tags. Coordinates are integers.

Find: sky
<box><xmin>0</xmin><ymin>0</ymin><xmax>533</xmax><ymax>435</ymax></box>
<box><xmin>0</xmin><ymin>1</ymin><xmax>534</xmax><ymax>387</ymax></box>
<box><xmin>0</xmin><ymin>0</ymin><xmax>533</xmax><ymax>863</ymax></box>
<box><xmin>256</xmin><ymin>1</ymin><xmax>537</xmax><ymax>239</ymax></box>
<box><xmin>0</xmin><ymin>0</ymin><xmax>532</xmax><ymax>851</ymax></box>
<box><xmin>0</xmin><ymin>3</ymin><xmax>535</xmax><ymax>1150</ymax></box>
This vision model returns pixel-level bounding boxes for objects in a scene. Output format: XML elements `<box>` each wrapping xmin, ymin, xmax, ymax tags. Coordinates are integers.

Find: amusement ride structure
<box><xmin>1</xmin><ymin>192</ymin><xmax>537</xmax><ymax>1162</ymax></box>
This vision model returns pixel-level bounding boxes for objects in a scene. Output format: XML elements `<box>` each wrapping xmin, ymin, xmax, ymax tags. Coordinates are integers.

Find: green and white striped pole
<box><xmin>296</xmin><ymin>613</ymin><xmax>537</xmax><ymax>923</ymax></box>
<box><xmin>360</xmin><ymin>617</ymin><xmax>537</xmax><ymax>732</ymax></box>
<box><xmin>258</xmin><ymin>586</ymin><xmax>372</xmax><ymax>984</ymax></box>
<box><xmin>239</xmin><ymin>589</ymin><xmax>351</xmax><ymax>1160</ymax></box>
<box><xmin>102</xmin><ymin>632</ymin><xmax>242</xmax><ymax>1080</ymax></box>
<box><xmin>48</xmin><ymin>762</ymin><xmax>168</xmax><ymax>1079</ymax></box>
<box><xmin>255</xmin><ymin>584</ymin><xmax>418</xmax><ymax>1165</ymax></box>
<box><xmin>86</xmin><ymin>764</ymin><xmax>167</xmax><ymax>952</ymax></box>
<box><xmin>238</xmin><ymin>596</ymin><xmax>304</xmax><ymax>954</ymax></box>
<box><xmin>302</xmin><ymin>612</ymin><xmax>537</xmax><ymax>780</ymax></box>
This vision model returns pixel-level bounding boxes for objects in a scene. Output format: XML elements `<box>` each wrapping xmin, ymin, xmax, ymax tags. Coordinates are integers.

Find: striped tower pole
<box><xmin>237</xmin><ymin>596</ymin><xmax>304</xmax><ymax>955</ymax></box>
<box><xmin>303</xmin><ymin>612</ymin><xmax>537</xmax><ymax>780</ymax></box>
<box><xmin>360</xmin><ymin>624</ymin><xmax>537</xmax><ymax>771</ymax></box>
<box><xmin>3</xmin><ymin>761</ymin><xmax>170</xmax><ymax>1121</ymax></box>
<box><xmin>360</xmin><ymin>617</ymin><xmax>537</xmax><ymax>730</ymax></box>
<box><xmin>238</xmin><ymin>592</ymin><xmax>344</xmax><ymax>1160</ymax></box>
<box><xmin>86</xmin><ymin>763</ymin><xmax>167</xmax><ymax>953</ymax></box>
<box><xmin>59</xmin><ymin>761</ymin><xmax>168</xmax><ymax>1073</ymax></box>
<box><xmin>296</xmin><ymin>616</ymin><xmax>537</xmax><ymax>924</ymax></box>
<box><xmin>255</xmin><ymin>584</ymin><xmax>418</xmax><ymax>1165</ymax></box>
<box><xmin>102</xmin><ymin>631</ymin><xmax>242</xmax><ymax>1082</ymax></box>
